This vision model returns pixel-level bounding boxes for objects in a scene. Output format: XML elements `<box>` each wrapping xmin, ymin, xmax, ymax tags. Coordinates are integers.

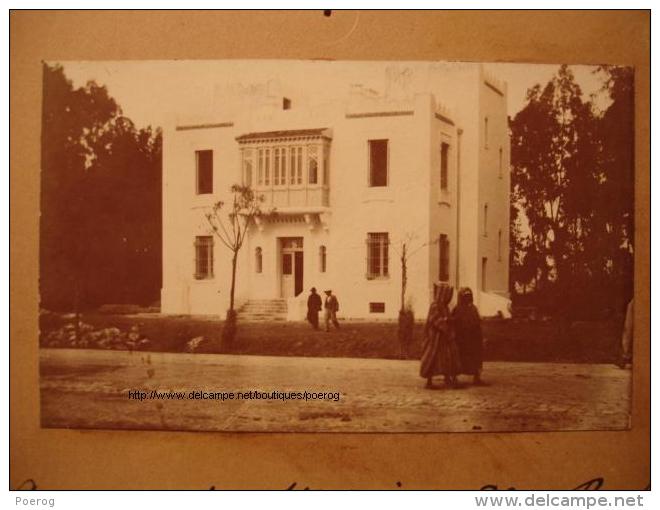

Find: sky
<box><xmin>59</xmin><ymin>60</ymin><xmax>611</xmax><ymax>130</ymax></box>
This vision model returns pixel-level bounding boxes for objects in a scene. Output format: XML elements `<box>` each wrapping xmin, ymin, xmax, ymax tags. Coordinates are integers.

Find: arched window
<box><xmin>319</xmin><ymin>245</ymin><xmax>327</xmax><ymax>273</ymax></box>
<box><xmin>255</xmin><ymin>247</ymin><xmax>263</xmax><ymax>273</ymax></box>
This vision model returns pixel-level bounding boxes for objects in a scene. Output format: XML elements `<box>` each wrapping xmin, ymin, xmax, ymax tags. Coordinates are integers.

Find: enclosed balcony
<box><xmin>236</xmin><ymin>128</ymin><xmax>332</xmax><ymax>211</ymax></box>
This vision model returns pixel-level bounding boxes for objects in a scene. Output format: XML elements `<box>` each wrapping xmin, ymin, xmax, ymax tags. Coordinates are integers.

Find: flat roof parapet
<box><xmin>235</xmin><ymin>128</ymin><xmax>332</xmax><ymax>144</ymax></box>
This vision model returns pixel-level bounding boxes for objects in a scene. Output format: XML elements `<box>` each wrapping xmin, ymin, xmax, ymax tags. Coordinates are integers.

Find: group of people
<box><xmin>306</xmin><ymin>287</ymin><xmax>340</xmax><ymax>332</ymax></box>
<box><xmin>420</xmin><ymin>282</ymin><xmax>485</xmax><ymax>389</ymax></box>
<box><xmin>304</xmin><ymin>282</ymin><xmax>485</xmax><ymax>389</ymax></box>
<box><xmin>306</xmin><ymin>280</ymin><xmax>633</xmax><ymax>386</ymax></box>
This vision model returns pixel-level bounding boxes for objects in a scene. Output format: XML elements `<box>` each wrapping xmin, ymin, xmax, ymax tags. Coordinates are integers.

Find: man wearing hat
<box><xmin>323</xmin><ymin>289</ymin><xmax>340</xmax><ymax>332</ymax></box>
<box><xmin>306</xmin><ymin>287</ymin><xmax>322</xmax><ymax>330</ymax></box>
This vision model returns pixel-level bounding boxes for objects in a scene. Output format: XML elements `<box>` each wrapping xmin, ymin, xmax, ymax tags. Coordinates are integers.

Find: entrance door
<box><xmin>280</xmin><ymin>238</ymin><xmax>304</xmax><ymax>298</ymax></box>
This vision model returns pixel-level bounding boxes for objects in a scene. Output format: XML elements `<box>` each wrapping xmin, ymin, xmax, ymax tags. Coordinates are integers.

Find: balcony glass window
<box><xmin>242</xmin><ymin>149</ymin><xmax>254</xmax><ymax>187</ymax></box>
<box><xmin>308</xmin><ymin>146</ymin><xmax>318</xmax><ymax>185</ymax></box>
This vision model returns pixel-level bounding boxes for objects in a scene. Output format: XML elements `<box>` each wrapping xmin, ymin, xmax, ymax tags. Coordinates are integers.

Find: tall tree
<box><xmin>594</xmin><ymin>66</ymin><xmax>635</xmax><ymax>310</ymax></box>
<box><xmin>204</xmin><ymin>184</ymin><xmax>268</xmax><ymax>346</ymax></box>
<box><xmin>40</xmin><ymin>63</ymin><xmax>162</xmax><ymax>312</ymax></box>
<box><xmin>510</xmin><ymin>65</ymin><xmax>634</xmax><ymax>318</ymax></box>
<box><xmin>41</xmin><ymin>63</ymin><xmax>120</xmax><ymax>313</ymax></box>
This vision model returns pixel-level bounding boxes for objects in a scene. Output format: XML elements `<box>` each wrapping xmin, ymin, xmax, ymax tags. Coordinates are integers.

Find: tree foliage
<box><xmin>204</xmin><ymin>184</ymin><xmax>268</xmax><ymax>313</ymax></box>
<box><xmin>40</xmin><ymin>63</ymin><xmax>162</xmax><ymax>311</ymax></box>
<box><xmin>510</xmin><ymin>65</ymin><xmax>634</xmax><ymax>318</ymax></box>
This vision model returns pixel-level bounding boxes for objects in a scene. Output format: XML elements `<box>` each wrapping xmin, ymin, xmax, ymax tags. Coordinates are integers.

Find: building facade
<box><xmin>161</xmin><ymin>63</ymin><xmax>511</xmax><ymax>319</ymax></box>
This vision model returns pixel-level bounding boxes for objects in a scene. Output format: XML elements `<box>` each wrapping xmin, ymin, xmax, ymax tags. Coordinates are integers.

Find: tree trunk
<box><xmin>400</xmin><ymin>244</ymin><xmax>407</xmax><ymax>312</ymax></box>
<box><xmin>229</xmin><ymin>250</ymin><xmax>238</xmax><ymax>311</ymax></box>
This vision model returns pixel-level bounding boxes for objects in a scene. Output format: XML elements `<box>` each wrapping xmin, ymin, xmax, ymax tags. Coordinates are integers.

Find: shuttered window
<box><xmin>366</xmin><ymin>232</ymin><xmax>389</xmax><ymax>279</ymax></box>
<box><xmin>194</xmin><ymin>236</ymin><xmax>214</xmax><ymax>279</ymax></box>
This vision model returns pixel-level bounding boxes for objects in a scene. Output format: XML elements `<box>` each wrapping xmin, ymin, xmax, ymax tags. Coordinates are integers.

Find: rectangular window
<box><xmin>368</xmin><ymin>139</ymin><xmax>388</xmax><ymax>187</ymax></box>
<box><xmin>484</xmin><ymin>203</ymin><xmax>489</xmax><ymax>237</ymax></box>
<box><xmin>369</xmin><ymin>302</ymin><xmax>385</xmax><ymax>313</ymax></box>
<box><xmin>440</xmin><ymin>142</ymin><xmax>449</xmax><ymax>190</ymax></box>
<box><xmin>498</xmin><ymin>147</ymin><xmax>503</xmax><ymax>179</ymax></box>
<box><xmin>194</xmin><ymin>236</ymin><xmax>214</xmax><ymax>279</ymax></box>
<box><xmin>498</xmin><ymin>229</ymin><xmax>503</xmax><ymax>261</ymax></box>
<box><xmin>482</xmin><ymin>257</ymin><xmax>488</xmax><ymax>291</ymax></box>
<box><xmin>484</xmin><ymin>117</ymin><xmax>489</xmax><ymax>149</ymax></box>
<box><xmin>439</xmin><ymin>234</ymin><xmax>450</xmax><ymax>282</ymax></box>
<box><xmin>366</xmin><ymin>232</ymin><xmax>389</xmax><ymax>279</ymax></box>
<box><xmin>195</xmin><ymin>150</ymin><xmax>213</xmax><ymax>194</ymax></box>
<box><xmin>319</xmin><ymin>245</ymin><xmax>327</xmax><ymax>273</ymax></box>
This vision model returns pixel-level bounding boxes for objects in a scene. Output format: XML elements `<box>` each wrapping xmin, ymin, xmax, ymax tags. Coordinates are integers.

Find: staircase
<box><xmin>237</xmin><ymin>299</ymin><xmax>288</xmax><ymax>321</ymax></box>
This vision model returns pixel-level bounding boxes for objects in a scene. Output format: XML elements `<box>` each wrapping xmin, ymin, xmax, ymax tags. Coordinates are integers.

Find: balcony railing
<box><xmin>255</xmin><ymin>185</ymin><xmax>329</xmax><ymax>210</ymax></box>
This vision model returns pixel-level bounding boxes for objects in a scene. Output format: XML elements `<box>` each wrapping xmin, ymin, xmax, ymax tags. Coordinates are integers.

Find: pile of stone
<box><xmin>184</xmin><ymin>336</ymin><xmax>210</xmax><ymax>353</ymax></box>
<box><xmin>42</xmin><ymin>322</ymin><xmax>151</xmax><ymax>351</ymax></box>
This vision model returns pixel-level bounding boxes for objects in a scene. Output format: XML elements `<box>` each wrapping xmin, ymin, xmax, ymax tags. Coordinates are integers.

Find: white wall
<box><xmin>477</xmin><ymin>67</ymin><xmax>511</xmax><ymax>310</ymax></box>
<box><xmin>161</xmin><ymin>63</ymin><xmax>511</xmax><ymax>319</ymax></box>
<box><xmin>161</xmin><ymin>121</ymin><xmax>241</xmax><ymax>315</ymax></box>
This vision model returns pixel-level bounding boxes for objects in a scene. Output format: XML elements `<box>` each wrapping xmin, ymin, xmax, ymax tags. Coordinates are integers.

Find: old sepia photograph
<box><xmin>38</xmin><ymin>59</ymin><xmax>635</xmax><ymax>433</ymax></box>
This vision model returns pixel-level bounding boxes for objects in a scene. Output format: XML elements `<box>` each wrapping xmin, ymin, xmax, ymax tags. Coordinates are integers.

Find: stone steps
<box><xmin>237</xmin><ymin>299</ymin><xmax>288</xmax><ymax>321</ymax></box>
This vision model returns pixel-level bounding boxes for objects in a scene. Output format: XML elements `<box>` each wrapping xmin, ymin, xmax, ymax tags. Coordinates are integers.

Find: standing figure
<box><xmin>420</xmin><ymin>283</ymin><xmax>460</xmax><ymax>388</ymax></box>
<box><xmin>618</xmin><ymin>298</ymin><xmax>634</xmax><ymax>368</ymax></box>
<box><xmin>306</xmin><ymin>287</ymin><xmax>322</xmax><ymax>330</ymax></box>
<box><xmin>453</xmin><ymin>287</ymin><xmax>485</xmax><ymax>385</ymax></box>
<box><xmin>324</xmin><ymin>290</ymin><xmax>340</xmax><ymax>331</ymax></box>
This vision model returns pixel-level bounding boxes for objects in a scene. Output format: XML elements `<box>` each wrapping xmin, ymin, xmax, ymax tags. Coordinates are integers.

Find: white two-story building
<box><xmin>161</xmin><ymin>62</ymin><xmax>511</xmax><ymax>320</ymax></box>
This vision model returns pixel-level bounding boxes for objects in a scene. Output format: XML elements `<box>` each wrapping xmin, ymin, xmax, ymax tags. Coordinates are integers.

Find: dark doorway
<box><xmin>294</xmin><ymin>251</ymin><xmax>304</xmax><ymax>296</ymax></box>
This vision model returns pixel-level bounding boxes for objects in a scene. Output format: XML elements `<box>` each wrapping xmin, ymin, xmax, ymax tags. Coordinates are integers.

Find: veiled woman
<box><xmin>452</xmin><ymin>287</ymin><xmax>485</xmax><ymax>385</ymax></box>
<box><xmin>420</xmin><ymin>282</ymin><xmax>460</xmax><ymax>389</ymax></box>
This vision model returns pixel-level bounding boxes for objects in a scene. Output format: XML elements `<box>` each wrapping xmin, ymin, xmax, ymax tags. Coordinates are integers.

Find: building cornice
<box><xmin>175</xmin><ymin>122</ymin><xmax>234</xmax><ymax>131</ymax></box>
<box><xmin>345</xmin><ymin>110</ymin><xmax>414</xmax><ymax>119</ymax></box>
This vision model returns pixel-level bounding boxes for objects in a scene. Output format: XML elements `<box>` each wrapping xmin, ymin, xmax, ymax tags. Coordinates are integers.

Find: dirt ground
<box><xmin>40</xmin><ymin>348</ymin><xmax>632</xmax><ymax>433</ymax></box>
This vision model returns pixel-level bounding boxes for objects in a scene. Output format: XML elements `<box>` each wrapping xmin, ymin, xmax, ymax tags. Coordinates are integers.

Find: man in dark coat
<box><xmin>306</xmin><ymin>287</ymin><xmax>322</xmax><ymax>330</ymax></box>
<box><xmin>452</xmin><ymin>287</ymin><xmax>486</xmax><ymax>385</ymax></box>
